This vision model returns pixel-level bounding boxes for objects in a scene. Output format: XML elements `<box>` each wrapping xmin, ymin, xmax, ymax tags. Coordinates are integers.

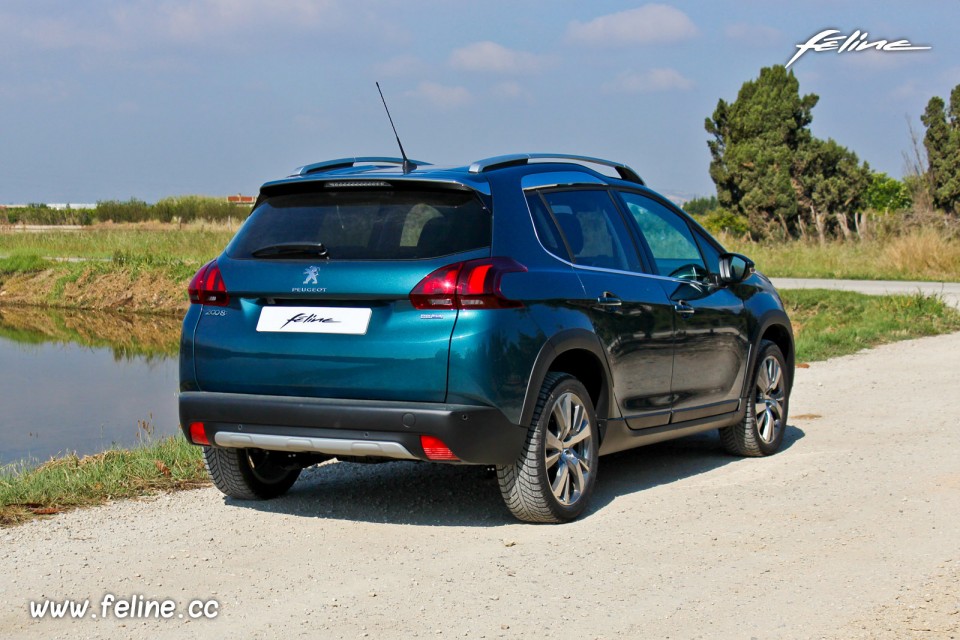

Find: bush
<box><xmin>1</xmin><ymin>206</ymin><xmax>95</xmax><ymax>226</ymax></box>
<box><xmin>153</xmin><ymin>195</ymin><xmax>243</xmax><ymax>224</ymax></box>
<box><xmin>93</xmin><ymin>197</ymin><xmax>251</xmax><ymax>224</ymax></box>
<box><xmin>95</xmin><ymin>199</ymin><xmax>152</xmax><ymax>223</ymax></box>
<box><xmin>699</xmin><ymin>207</ymin><xmax>750</xmax><ymax>237</ymax></box>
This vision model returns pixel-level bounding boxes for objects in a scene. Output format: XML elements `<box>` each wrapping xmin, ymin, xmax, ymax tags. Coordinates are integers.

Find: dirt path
<box><xmin>3</xmin><ymin>333</ymin><xmax>959</xmax><ymax>639</ymax></box>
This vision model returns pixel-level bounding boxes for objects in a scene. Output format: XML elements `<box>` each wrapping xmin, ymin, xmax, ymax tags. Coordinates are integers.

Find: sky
<box><xmin>1</xmin><ymin>1</ymin><xmax>957</xmax><ymax>203</ymax></box>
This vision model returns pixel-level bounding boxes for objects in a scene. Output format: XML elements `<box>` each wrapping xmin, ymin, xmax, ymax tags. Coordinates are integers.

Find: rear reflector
<box><xmin>410</xmin><ymin>257</ymin><xmax>526</xmax><ymax>310</ymax></box>
<box><xmin>189</xmin><ymin>422</ymin><xmax>210</xmax><ymax>446</ymax></box>
<box><xmin>188</xmin><ymin>259</ymin><xmax>230</xmax><ymax>307</ymax></box>
<box><xmin>420</xmin><ymin>435</ymin><xmax>459</xmax><ymax>461</ymax></box>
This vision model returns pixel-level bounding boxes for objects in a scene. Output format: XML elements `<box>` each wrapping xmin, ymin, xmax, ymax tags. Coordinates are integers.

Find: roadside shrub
<box><xmin>96</xmin><ymin>199</ymin><xmax>152</xmax><ymax>223</ymax></box>
<box><xmin>153</xmin><ymin>195</ymin><xmax>245</xmax><ymax>224</ymax></box>
<box><xmin>699</xmin><ymin>207</ymin><xmax>750</xmax><ymax>237</ymax></box>
<box><xmin>1</xmin><ymin>206</ymin><xmax>94</xmax><ymax>226</ymax></box>
<box><xmin>93</xmin><ymin>197</ymin><xmax>251</xmax><ymax>224</ymax></box>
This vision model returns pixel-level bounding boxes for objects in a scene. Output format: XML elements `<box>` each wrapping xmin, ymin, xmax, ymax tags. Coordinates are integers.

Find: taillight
<box><xmin>188</xmin><ymin>421</ymin><xmax>210</xmax><ymax>446</ymax></box>
<box><xmin>420</xmin><ymin>435</ymin><xmax>459</xmax><ymax>461</ymax></box>
<box><xmin>410</xmin><ymin>257</ymin><xmax>526</xmax><ymax>310</ymax></box>
<box><xmin>188</xmin><ymin>259</ymin><xmax>229</xmax><ymax>307</ymax></box>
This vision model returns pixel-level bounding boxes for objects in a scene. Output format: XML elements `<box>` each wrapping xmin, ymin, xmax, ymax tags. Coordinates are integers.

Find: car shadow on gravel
<box><xmin>224</xmin><ymin>425</ymin><xmax>805</xmax><ymax>527</ymax></box>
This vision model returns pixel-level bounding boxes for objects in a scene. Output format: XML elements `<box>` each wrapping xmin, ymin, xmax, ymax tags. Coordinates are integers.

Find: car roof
<box><xmin>259</xmin><ymin>154</ymin><xmax>645</xmax><ymax>197</ymax></box>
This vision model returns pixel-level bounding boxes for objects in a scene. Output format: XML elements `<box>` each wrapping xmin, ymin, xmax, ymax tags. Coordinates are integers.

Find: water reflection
<box><xmin>0</xmin><ymin>307</ymin><xmax>181</xmax><ymax>467</ymax></box>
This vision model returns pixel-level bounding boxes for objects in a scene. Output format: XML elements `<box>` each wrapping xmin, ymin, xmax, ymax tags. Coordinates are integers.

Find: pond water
<box><xmin>0</xmin><ymin>307</ymin><xmax>181</xmax><ymax>468</ymax></box>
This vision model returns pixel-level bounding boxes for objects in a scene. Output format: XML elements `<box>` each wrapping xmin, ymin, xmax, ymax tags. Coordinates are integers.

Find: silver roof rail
<box><xmin>468</xmin><ymin>153</ymin><xmax>644</xmax><ymax>185</ymax></box>
<box><xmin>294</xmin><ymin>157</ymin><xmax>432</xmax><ymax>177</ymax></box>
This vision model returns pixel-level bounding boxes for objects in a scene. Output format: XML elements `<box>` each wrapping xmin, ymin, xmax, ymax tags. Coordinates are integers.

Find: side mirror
<box><xmin>718</xmin><ymin>253</ymin><xmax>755</xmax><ymax>284</ymax></box>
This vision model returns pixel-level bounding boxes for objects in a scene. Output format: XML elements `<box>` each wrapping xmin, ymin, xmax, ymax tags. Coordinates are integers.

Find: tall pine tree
<box><xmin>706</xmin><ymin>66</ymin><xmax>817</xmax><ymax>238</ymax></box>
<box><xmin>921</xmin><ymin>85</ymin><xmax>960</xmax><ymax>215</ymax></box>
<box><xmin>707</xmin><ymin>65</ymin><xmax>870</xmax><ymax>240</ymax></box>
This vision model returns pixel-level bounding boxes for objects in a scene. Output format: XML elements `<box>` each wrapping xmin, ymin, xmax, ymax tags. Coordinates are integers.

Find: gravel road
<box><xmin>2</xmin><ymin>332</ymin><xmax>959</xmax><ymax>639</ymax></box>
<box><xmin>771</xmin><ymin>278</ymin><xmax>960</xmax><ymax>309</ymax></box>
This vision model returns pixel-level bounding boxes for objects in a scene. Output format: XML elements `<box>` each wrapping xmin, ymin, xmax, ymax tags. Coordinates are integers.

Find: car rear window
<box><xmin>226</xmin><ymin>189</ymin><xmax>491</xmax><ymax>260</ymax></box>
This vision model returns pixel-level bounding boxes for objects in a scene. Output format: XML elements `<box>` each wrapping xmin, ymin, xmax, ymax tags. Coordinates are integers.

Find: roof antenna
<box><xmin>376</xmin><ymin>81</ymin><xmax>415</xmax><ymax>174</ymax></box>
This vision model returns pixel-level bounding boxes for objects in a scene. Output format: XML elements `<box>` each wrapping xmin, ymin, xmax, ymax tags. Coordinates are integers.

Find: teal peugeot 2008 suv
<box><xmin>179</xmin><ymin>154</ymin><xmax>794</xmax><ymax>523</ymax></box>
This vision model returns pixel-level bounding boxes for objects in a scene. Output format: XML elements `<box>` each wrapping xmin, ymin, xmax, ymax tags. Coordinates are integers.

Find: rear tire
<box><xmin>203</xmin><ymin>446</ymin><xmax>301</xmax><ymax>499</ymax></box>
<box><xmin>497</xmin><ymin>373</ymin><xmax>599</xmax><ymax>523</ymax></box>
<box><xmin>720</xmin><ymin>340</ymin><xmax>789</xmax><ymax>457</ymax></box>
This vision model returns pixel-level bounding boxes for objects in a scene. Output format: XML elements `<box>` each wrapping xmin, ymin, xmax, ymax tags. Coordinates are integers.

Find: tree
<box><xmin>706</xmin><ymin>65</ymin><xmax>818</xmax><ymax>238</ymax></box>
<box><xmin>920</xmin><ymin>84</ymin><xmax>960</xmax><ymax>214</ymax></box>
<box><xmin>682</xmin><ymin>195</ymin><xmax>718</xmax><ymax>217</ymax></box>
<box><xmin>792</xmin><ymin>139</ymin><xmax>871</xmax><ymax>243</ymax></box>
<box><xmin>866</xmin><ymin>172</ymin><xmax>911</xmax><ymax>214</ymax></box>
<box><xmin>707</xmin><ymin>65</ymin><xmax>874</xmax><ymax>241</ymax></box>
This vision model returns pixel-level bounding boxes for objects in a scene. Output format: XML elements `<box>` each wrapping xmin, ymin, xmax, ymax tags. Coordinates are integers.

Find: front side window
<box><xmin>537</xmin><ymin>190</ymin><xmax>642</xmax><ymax>272</ymax></box>
<box><xmin>619</xmin><ymin>192</ymin><xmax>706</xmax><ymax>280</ymax></box>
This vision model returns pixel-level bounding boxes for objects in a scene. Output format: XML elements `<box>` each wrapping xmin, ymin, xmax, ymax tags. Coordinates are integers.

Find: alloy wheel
<box><xmin>544</xmin><ymin>392</ymin><xmax>594</xmax><ymax>506</ymax></box>
<box><xmin>755</xmin><ymin>355</ymin><xmax>785</xmax><ymax>444</ymax></box>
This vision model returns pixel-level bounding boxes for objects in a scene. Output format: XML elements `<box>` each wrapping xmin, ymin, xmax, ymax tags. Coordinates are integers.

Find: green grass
<box><xmin>0</xmin><ymin>436</ymin><xmax>208</xmax><ymax>527</ymax></box>
<box><xmin>0</xmin><ymin>227</ymin><xmax>234</xmax><ymax>265</ymax></box>
<box><xmin>781</xmin><ymin>289</ymin><xmax>960</xmax><ymax>361</ymax></box>
<box><xmin>0</xmin><ymin>253</ymin><xmax>50</xmax><ymax>275</ymax></box>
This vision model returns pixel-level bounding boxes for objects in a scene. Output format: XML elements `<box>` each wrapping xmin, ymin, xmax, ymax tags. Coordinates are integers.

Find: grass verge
<box><xmin>0</xmin><ymin>436</ymin><xmax>208</xmax><ymax>527</ymax></box>
<box><xmin>0</xmin><ymin>225</ymin><xmax>235</xmax><ymax>264</ymax></box>
<box><xmin>723</xmin><ymin>229</ymin><xmax>960</xmax><ymax>281</ymax></box>
<box><xmin>781</xmin><ymin>289</ymin><xmax>960</xmax><ymax>361</ymax></box>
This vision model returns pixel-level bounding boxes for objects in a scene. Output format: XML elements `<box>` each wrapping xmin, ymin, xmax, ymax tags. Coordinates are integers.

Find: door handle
<box><xmin>674</xmin><ymin>302</ymin><xmax>695</xmax><ymax>317</ymax></box>
<box><xmin>595</xmin><ymin>292</ymin><xmax>623</xmax><ymax>310</ymax></box>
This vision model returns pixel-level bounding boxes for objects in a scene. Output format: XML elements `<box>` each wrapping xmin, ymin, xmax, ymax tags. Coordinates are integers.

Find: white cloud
<box><xmin>449</xmin><ymin>41</ymin><xmax>550</xmax><ymax>74</ymax></box>
<box><xmin>114</xmin><ymin>0</ymin><xmax>343</xmax><ymax>44</ymax></box>
<box><xmin>566</xmin><ymin>4</ymin><xmax>697</xmax><ymax>47</ymax></box>
<box><xmin>603</xmin><ymin>68</ymin><xmax>694</xmax><ymax>94</ymax></box>
<box><xmin>724</xmin><ymin>23</ymin><xmax>782</xmax><ymax>47</ymax></box>
<box><xmin>491</xmin><ymin>81</ymin><xmax>533</xmax><ymax>103</ymax></box>
<box><xmin>406</xmin><ymin>81</ymin><xmax>472</xmax><ymax>109</ymax></box>
<box><xmin>0</xmin><ymin>1</ymin><xmax>401</xmax><ymax>53</ymax></box>
<box><xmin>375</xmin><ymin>55</ymin><xmax>427</xmax><ymax>78</ymax></box>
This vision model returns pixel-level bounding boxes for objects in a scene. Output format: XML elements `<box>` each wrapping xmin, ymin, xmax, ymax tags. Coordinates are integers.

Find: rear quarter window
<box><xmin>227</xmin><ymin>189</ymin><xmax>490</xmax><ymax>260</ymax></box>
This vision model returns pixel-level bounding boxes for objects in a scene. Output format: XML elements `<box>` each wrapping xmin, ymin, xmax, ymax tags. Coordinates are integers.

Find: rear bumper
<box><xmin>178</xmin><ymin>391</ymin><xmax>527</xmax><ymax>465</ymax></box>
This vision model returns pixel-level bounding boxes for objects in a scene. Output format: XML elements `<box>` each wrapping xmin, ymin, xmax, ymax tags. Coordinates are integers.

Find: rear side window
<box><xmin>538</xmin><ymin>190</ymin><xmax>642</xmax><ymax>272</ymax></box>
<box><xmin>526</xmin><ymin>194</ymin><xmax>569</xmax><ymax>260</ymax></box>
<box><xmin>226</xmin><ymin>189</ymin><xmax>490</xmax><ymax>260</ymax></box>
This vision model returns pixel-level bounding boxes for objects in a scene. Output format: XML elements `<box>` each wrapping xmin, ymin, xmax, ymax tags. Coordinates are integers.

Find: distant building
<box><xmin>227</xmin><ymin>194</ymin><xmax>255</xmax><ymax>205</ymax></box>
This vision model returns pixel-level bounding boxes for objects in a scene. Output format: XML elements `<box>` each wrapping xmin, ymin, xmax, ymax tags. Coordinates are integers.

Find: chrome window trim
<box><xmin>523</xmin><ymin>189</ymin><xmax>695</xmax><ymax>283</ymax></box>
<box><xmin>520</xmin><ymin>171</ymin><xmax>606</xmax><ymax>190</ymax></box>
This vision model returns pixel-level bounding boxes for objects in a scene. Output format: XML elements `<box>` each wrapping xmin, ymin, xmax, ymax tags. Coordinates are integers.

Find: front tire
<box><xmin>720</xmin><ymin>340</ymin><xmax>789</xmax><ymax>457</ymax></box>
<box><xmin>203</xmin><ymin>446</ymin><xmax>301</xmax><ymax>499</ymax></box>
<box><xmin>497</xmin><ymin>373</ymin><xmax>599</xmax><ymax>523</ymax></box>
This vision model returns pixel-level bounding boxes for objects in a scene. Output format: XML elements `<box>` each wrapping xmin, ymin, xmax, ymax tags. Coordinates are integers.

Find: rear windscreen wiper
<box><xmin>251</xmin><ymin>242</ymin><xmax>330</xmax><ymax>259</ymax></box>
